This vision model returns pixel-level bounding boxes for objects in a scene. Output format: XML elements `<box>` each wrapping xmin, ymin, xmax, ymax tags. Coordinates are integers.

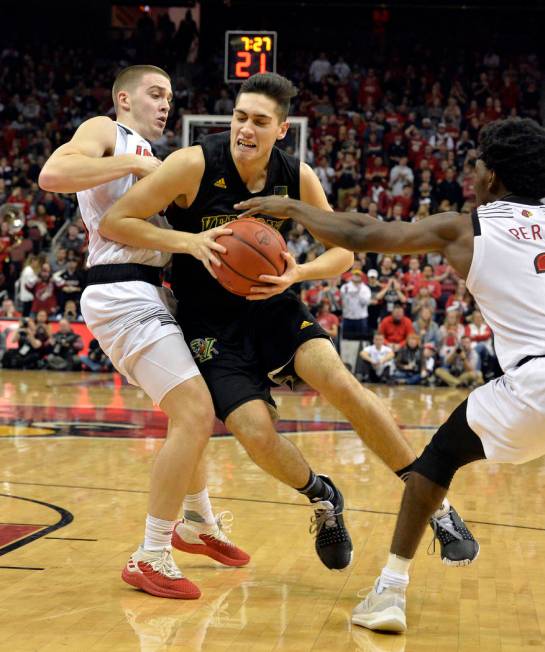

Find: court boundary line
<box><xmin>2</xmin><ymin>481</ymin><xmax>544</xmax><ymax>534</ymax></box>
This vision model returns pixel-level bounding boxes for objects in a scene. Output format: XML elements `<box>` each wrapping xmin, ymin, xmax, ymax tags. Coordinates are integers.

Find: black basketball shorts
<box><xmin>182</xmin><ymin>292</ymin><xmax>330</xmax><ymax>422</ymax></box>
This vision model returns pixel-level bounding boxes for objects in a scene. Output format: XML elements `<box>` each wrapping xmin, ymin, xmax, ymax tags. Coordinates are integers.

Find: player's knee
<box><xmin>413</xmin><ymin>399</ymin><xmax>486</xmax><ymax>489</ymax></box>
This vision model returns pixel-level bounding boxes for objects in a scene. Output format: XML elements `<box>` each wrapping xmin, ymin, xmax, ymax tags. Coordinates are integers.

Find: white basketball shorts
<box><xmin>467</xmin><ymin>357</ymin><xmax>545</xmax><ymax>464</ymax></box>
<box><xmin>81</xmin><ymin>281</ymin><xmax>200</xmax><ymax>405</ymax></box>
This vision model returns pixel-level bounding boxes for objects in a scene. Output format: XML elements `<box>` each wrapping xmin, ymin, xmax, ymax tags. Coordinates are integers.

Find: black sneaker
<box><xmin>309</xmin><ymin>475</ymin><xmax>353</xmax><ymax>570</ymax></box>
<box><xmin>429</xmin><ymin>505</ymin><xmax>479</xmax><ymax>566</ymax></box>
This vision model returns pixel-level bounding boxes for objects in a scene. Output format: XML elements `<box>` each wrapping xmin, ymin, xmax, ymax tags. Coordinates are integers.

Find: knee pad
<box><xmin>413</xmin><ymin>399</ymin><xmax>486</xmax><ymax>489</ymax></box>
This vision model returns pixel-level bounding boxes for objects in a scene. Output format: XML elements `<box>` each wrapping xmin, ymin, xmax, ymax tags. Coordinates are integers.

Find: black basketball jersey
<box><xmin>167</xmin><ymin>130</ymin><xmax>301</xmax><ymax>321</ymax></box>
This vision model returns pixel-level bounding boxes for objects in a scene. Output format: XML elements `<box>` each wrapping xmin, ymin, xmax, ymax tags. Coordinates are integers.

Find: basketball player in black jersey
<box><xmin>101</xmin><ymin>73</ymin><xmax>477</xmax><ymax>572</ymax></box>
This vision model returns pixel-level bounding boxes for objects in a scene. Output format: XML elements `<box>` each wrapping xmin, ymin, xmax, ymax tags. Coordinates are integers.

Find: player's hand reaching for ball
<box><xmin>130</xmin><ymin>155</ymin><xmax>163</xmax><ymax>179</ymax></box>
<box><xmin>234</xmin><ymin>196</ymin><xmax>292</xmax><ymax>219</ymax></box>
<box><xmin>246</xmin><ymin>251</ymin><xmax>300</xmax><ymax>301</ymax></box>
<box><xmin>187</xmin><ymin>226</ymin><xmax>233</xmax><ymax>279</ymax></box>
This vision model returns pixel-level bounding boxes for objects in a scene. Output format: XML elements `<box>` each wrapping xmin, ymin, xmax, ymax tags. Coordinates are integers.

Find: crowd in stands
<box><xmin>0</xmin><ymin>24</ymin><xmax>541</xmax><ymax>380</ymax></box>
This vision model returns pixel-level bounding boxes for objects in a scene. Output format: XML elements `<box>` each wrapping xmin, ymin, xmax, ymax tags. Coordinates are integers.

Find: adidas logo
<box><xmin>300</xmin><ymin>320</ymin><xmax>312</xmax><ymax>330</ymax></box>
<box><xmin>214</xmin><ymin>177</ymin><xmax>227</xmax><ymax>189</ymax></box>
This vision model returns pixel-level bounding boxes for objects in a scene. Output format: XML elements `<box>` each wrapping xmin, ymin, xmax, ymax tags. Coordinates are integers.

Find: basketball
<box><xmin>214</xmin><ymin>218</ymin><xmax>288</xmax><ymax>296</ymax></box>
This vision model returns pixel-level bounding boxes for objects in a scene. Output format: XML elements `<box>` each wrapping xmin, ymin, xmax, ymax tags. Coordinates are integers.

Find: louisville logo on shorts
<box><xmin>190</xmin><ymin>337</ymin><xmax>219</xmax><ymax>363</ymax></box>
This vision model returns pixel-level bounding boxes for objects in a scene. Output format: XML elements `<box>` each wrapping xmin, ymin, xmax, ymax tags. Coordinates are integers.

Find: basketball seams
<box><xmin>230</xmin><ymin>232</ymin><xmax>284</xmax><ymax>275</ymax></box>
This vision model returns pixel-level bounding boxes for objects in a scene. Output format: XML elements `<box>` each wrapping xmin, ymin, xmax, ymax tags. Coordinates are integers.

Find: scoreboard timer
<box><xmin>224</xmin><ymin>31</ymin><xmax>277</xmax><ymax>83</ymax></box>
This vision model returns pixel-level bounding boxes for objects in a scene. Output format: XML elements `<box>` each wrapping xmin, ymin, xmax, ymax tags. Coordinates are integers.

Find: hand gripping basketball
<box><xmin>187</xmin><ymin>225</ymin><xmax>233</xmax><ymax>279</ymax></box>
<box><xmin>213</xmin><ymin>218</ymin><xmax>289</xmax><ymax>297</ymax></box>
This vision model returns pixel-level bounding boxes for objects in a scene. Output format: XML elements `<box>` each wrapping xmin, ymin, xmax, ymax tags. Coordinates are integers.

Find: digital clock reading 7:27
<box><xmin>224</xmin><ymin>31</ymin><xmax>277</xmax><ymax>83</ymax></box>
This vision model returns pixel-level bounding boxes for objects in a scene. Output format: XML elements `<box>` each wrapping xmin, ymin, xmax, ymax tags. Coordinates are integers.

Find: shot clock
<box><xmin>224</xmin><ymin>31</ymin><xmax>277</xmax><ymax>83</ymax></box>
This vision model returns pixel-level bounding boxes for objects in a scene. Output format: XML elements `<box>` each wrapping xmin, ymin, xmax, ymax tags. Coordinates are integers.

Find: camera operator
<box><xmin>2</xmin><ymin>318</ymin><xmax>44</xmax><ymax>369</ymax></box>
<box><xmin>435</xmin><ymin>334</ymin><xmax>484</xmax><ymax>388</ymax></box>
<box><xmin>81</xmin><ymin>338</ymin><xmax>114</xmax><ymax>373</ymax></box>
<box><xmin>44</xmin><ymin>318</ymin><xmax>83</xmax><ymax>371</ymax></box>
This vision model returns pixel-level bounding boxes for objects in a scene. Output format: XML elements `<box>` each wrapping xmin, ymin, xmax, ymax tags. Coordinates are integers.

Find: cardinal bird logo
<box><xmin>522</xmin><ymin>210</ymin><xmax>533</xmax><ymax>218</ymax></box>
<box><xmin>534</xmin><ymin>252</ymin><xmax>545</xmax><ymax>274</ymax></box>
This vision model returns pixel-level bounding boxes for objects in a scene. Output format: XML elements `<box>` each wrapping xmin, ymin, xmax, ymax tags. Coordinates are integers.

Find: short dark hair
<box><xmin>237</xmin><ymin>73</ymin><xmax>297</xmax><ymax>121</ymax></box>
<box><xmin>479</xmin><ymin>118</ymin><xmax>545</xmax><ymax>198</ymax></box>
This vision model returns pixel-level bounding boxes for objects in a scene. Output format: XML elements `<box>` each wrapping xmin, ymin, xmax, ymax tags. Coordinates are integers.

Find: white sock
<box><xmin>183</xmin><ymin>488</ymin><xmax>215</xmax><ymax>525</ymax></box>
<box><xmin>143</xmin><ymin>514</ymin><xmax>175</xmax><ymax>552</ymax></box>
<box><xmin>432</xmin><ymin>497</ymin><xmax>450</xmax><ymax>520</ymax></box>
<box><xmin>377</xmin><ymin>553</ymin><xmax>411</xmax><ymax>592</ymax></box>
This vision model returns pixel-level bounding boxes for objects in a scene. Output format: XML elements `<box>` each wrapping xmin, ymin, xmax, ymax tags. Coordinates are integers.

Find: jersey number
<box><xmin>135</xmin><ymin>146</ymin><xmax>152</xmax><ymax>157</ymax></box>
<box><xmin>534</xmin><ymin>253</ymin><xmax>545</xmax><ymax>274</ymax></box>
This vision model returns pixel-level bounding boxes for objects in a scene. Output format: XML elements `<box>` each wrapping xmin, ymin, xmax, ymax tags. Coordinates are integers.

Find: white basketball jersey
<box><xmin>466</xmin><ymin>196</ymin><xmax>545</xmax><ymax>371</ymax></box>
<box><xmin>77</xmin><ymin>121</ymin><xmax>171</xmax><ymax>268</ymax></box>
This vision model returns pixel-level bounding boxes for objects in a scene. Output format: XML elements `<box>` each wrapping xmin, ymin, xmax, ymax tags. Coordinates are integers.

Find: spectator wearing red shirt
<box><xmin>316</xmin><ymin>301</ymin><xmax>340</xmax><ymax>341</ymax></box>
<box><xmin>392</xmin><ymin>184</ymin><xmax>413</xmax><ymax>220</ymax></box>
<box><xmin>379</xmin><ymin>304</ymin><xmax>414</xmax><ymax>352</ymax></box>
<box><xmin>402</xmin><ymin>257</ymin><xmax>423</xmax><ymax>298</ymax></box>
<box><xmin>414</xmin><ymin>264</ymin><xmax>442</xmax><ymax>300</ymax></box>
<box><xmin>0</xmin><ymin>297</ymin><xmax>21</xmax><ymax>318</ymax></box>
<box><xmin>27</xmin><ymin>262</ymin><xmax>59</xmax><ymax>316</ymax></box>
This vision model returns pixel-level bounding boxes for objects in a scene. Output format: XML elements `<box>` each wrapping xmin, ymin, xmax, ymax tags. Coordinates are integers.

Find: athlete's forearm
<box><xmin>296</xmin><ymin>246</ymin><xmax>354</xmax><ymax>282</ymax></box>
<box><xmin>39</xmin><ymin>154</ymin><xmax>136</xmax><ymax>194</ymax></box>
<box><xmin>99</xmin><ymin>215</ymin><xmax>194</xmax><ymax>254</ymax></box>
<box><xmin>284</xmin><ymin>199</ymin><xmax>380</xmax><ymax>252</ymax></box>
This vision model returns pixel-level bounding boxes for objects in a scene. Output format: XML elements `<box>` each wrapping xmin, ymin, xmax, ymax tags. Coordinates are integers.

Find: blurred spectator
<box><xmin>309</xmin><ymin>52</ymin><xmax>332</xmax><ymax>85</ymax></box>
<box><xmin>411</xmin><ymin>285</ymin><xmax>437</xmax><ymax>319</ymax></box>
<box><xmin>389</xmin><ymin>156</ymin><xmax>414</xmax><ymax>196</ymax></box>
<box><xmin>18</xmin><ymin>254</ymin><xmax>41</xmax><ymax>316</ymax></box>
<box><xmin>27</xmin><ymin>262</ymin><xmax>59</xmax><ymax>316</ymax></box>
<box><xmin>366</xmin><ymin>269</ymin><xmax>383</xmax><ymax>333</ymax></box>
<box><xmin>2</xmin><ymin>317</ymin><xmax>43</xmax><ymax>369</ymax></box>
<box><xmin>59</xmin><ymin>223</ymin><xmax>85</xmax><ymax>256</ymax></box>
<box><xmin>378</xmin><ymin>304</ymin><xmax>414</xmax><ymax>352</ymax></box>
<box><xmin>315</xmin><ymin>301</ymin><xmax>340</xmax><ymax>344</ymax></box>
<box><xmin>55</xmin><ymin>257</ymin><xmax>86</xmax><ymax>312</ymax></box>
<box><xmin>213</xmin><ymin>88</ymin><xmax>234</xmax><ymax>115</ymax></box>
<box><xmin>314</xmin><ymin>157</ymin><xmax>335</xmax><ymax>201</ymax></box>
<box><xmin>465</xmin><ymin>309</ymin><xmax>497</xmax><ymax>378</ymax></box>
<box><xmin>439</xmin><ymin>308</ymin><xmax>466</xmax><ymax>359</ymax></box>
<box><xmin>55</xmin><ymin>299</ymin><xmax>83</xmax><ymax>322</ymax></box>
<box><xmin>376</xmin><ymin>275</ymin><xmax>407</xmax><ymax>317</ymax></box>
<box><xmin>43</xmin><ymin>318</ymin><xmax>83</xmax><ymax>371</ymax></box>
<box><xmin>435</xmin><ymin>335</ymin><xmax>484</xmax><ymax>387</ymax></box>
<box><xmin>360</xmin><ymin>332</ymin><xmax>394</xmax><ymax>383</ymax></box>
<box><xmin>81</xmin><ymin>338</ymin><xmax>113</xmax><ymax>372</ymax></box>
<box><xmin>413</xmin><ymin>306</ymin><xmax>442</xmax><ymax>349</ymax></box>
<box><xmin>393</xmin><ymin>332</ymin><xmax>423</xmax><ymax>385</ymax></box>
<box><xmin>340</xmin><ymin>269</ymin><xmax>371</xmax><ymax>371</ymax></box>
<box><xmin>0</xmin><ymin>297</ymin><xmax>21</xmax><ymax>318</ymax></box>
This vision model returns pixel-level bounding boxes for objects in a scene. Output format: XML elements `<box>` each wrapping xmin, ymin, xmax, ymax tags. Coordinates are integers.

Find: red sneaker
<box><xmin>122</xmin><ymin>547</ymin><xmax>201</xmax><ymax>599</ymax></box>
<box><xmin>172</xmin><ymin>511</ymin><xmax>250</xmax><ymax>567</ymax></box>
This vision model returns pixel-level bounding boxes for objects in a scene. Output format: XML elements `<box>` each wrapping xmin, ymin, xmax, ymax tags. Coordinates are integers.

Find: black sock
<box><xmin>296</xmin><ymin>471</ymin><xmax>334</xmax><ymax>503</ymax></box>
<box><xmin>395</xmin><ymin>461</ymin><xmax>416</xmax><ymax>483</ymax></box>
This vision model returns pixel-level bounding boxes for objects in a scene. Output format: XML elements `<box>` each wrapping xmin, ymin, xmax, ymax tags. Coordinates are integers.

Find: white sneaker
<box><xmin>351</xmin><ymin>578</ymin><xmax>407</xmax><ymax>633</ymax></box>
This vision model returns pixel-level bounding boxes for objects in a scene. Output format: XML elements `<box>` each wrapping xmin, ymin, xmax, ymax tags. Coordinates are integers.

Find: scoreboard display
<box><xmin>224</xmin><ymin>31</ymin><xmax>277</xmax><ymax>83</ymax></box>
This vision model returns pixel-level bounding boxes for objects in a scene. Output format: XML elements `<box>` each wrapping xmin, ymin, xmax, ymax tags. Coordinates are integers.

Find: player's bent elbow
<box><xmin>38</xmin><ymin>169</ymin><xmax>60</xmax><ymax>192</ymax></box>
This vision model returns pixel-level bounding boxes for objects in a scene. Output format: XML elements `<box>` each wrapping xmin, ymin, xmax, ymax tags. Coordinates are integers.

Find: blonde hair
<box><xmin>112</xmin><ymin>65</ymin><xmax>170</xmax><ymax>112</ymax></box>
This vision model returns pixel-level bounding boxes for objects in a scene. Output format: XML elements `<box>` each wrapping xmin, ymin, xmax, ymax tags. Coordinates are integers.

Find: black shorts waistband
<box><xmin>515</xmin><ymin>354</ymin><xmax>545</xmax><ymax>369</ymax></box>
<box><xmin>86</xmin><ymin>263</ymin><xmax>163</xmax><ymax>287</ymax></box>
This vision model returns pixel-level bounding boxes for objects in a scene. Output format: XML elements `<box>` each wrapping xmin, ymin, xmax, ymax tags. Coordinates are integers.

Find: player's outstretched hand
<box><xmin>234</xmin><ymin>196</ymin><xmax>291</xmax><ymax>219</ymax></box>
<box><xmin>246</xmin><ymin>251</ymin><xmax>300</xmax><ymax>301</ymax></box>
<box><xmin>187</xmin><ymin>226</ymin><xmax>232</xmax><ymax>279</ymax></box>
<box><xmin>131</xmin><ymin>155</ymin><xmax>163</xmax><ymax>178</ymax></box>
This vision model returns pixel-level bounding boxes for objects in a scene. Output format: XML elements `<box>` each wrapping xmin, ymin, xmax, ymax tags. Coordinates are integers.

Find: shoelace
<box><xmin>147</xmin><ymin>549</ymin><xmax>183</xmax><ymax>579</ymax></box>
<box><xmin>309</xmin><ymin>500</ymin><xmax>339</xmax><ymax>534</ymax></box>
<box><xmin>210</xmin><ymin>511</ymin><xmax>235</xmax><ymax>545</ymax></box>
<box><xmin>428</xmin><ymin>510</ymin><xmax>463</xmax><ymax>555</ymax></box>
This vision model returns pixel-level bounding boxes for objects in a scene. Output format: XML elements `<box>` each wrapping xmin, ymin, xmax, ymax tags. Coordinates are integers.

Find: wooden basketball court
<box><xmin>1</xmin><ymin>369</ymin><xmax>543</xmax><ymax>651</ymax></box>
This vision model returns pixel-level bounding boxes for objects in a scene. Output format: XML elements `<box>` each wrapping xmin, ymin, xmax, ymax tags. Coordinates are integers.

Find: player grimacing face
<box><xmin>230</xmin><ymin>93</ymin><xmax>289</xmax><ymax>165</ymax></box>
<box><xmin>117</xmin><ymin>73</ymin><xmax>172</xmax><ymax>141</ymax></box>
